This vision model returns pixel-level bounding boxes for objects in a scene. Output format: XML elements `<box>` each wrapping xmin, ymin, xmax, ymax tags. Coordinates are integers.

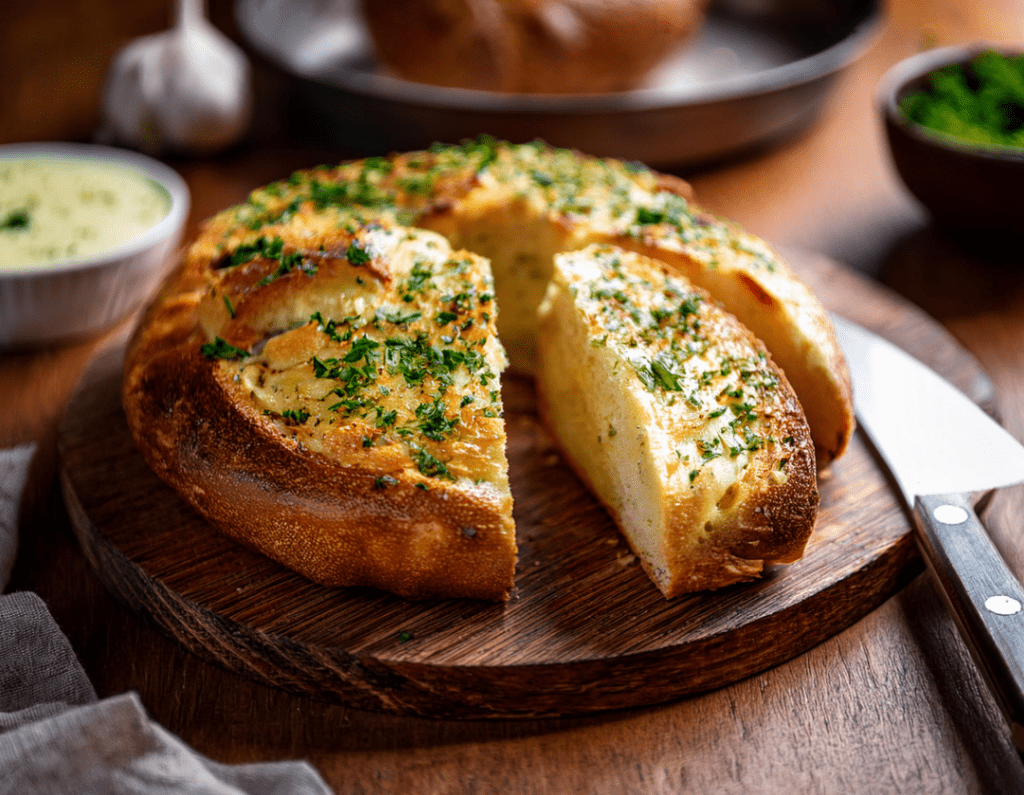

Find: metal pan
<box><xmin>235</xmin><ymin>0</ymin><xmax>881</xmax><ymax>168</ymax></box>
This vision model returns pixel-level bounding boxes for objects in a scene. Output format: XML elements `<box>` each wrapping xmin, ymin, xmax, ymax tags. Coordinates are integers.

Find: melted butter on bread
<box><xmin>205</xmin><ymin>225</ymin><xmax>508</xmax><ymax>486</ymax></box>
<box><xmin>125</xmin><ymin>221</ymin><xmax>517</xmax><ymax>601</ymax></box>
<box><xmin>536</xmin><ymin>245</ymin><xmax>818</xmax><ymax>596</ymax></box>
<box><xmin>125</xmin><ymin>139</ymin><xmax>847</xmax><ymax>602</ymax></box>
<box><xmin>199</xmin><ymin>139</ymin><xmax>851</xmax><ymax>462</ymax></box>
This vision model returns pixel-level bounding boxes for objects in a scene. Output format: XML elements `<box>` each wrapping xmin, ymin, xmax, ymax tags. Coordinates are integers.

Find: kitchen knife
<box><xmin>832</xmin><ymin>314</ymin><xmax>1024</xmax><ymax>750</ymax></box>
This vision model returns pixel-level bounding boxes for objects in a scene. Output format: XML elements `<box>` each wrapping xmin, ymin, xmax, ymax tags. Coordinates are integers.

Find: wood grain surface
<box><xmin>56</xmin><ymin>248</ymin><xmax>991</xmax><ymax>719</ymax></box>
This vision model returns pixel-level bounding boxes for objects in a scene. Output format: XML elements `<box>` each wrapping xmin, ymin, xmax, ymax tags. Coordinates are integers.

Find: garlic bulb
<box><xmin>98</xmin><ymin>0</ymin><xmax>254</xmax><ymax>155</ymax></box>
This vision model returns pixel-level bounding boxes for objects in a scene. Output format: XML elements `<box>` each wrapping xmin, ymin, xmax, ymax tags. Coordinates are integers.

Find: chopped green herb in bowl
<box><xmin>878</xmin><ymin>45</ymin><xmax>1024</xmax><ymax>238</ymax></box>
<box><xmin>899</xmin><ymin>50</ymin><xmax>1024</xmax><ymax>149</ymax></box>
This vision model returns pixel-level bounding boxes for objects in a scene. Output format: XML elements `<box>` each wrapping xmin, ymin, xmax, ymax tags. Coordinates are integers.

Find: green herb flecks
<box><xmin>411</xmin><ymin>445</ymin><xmax>454</xmax><ymax>480</ymax></box>
<box><xmin>228</xmin><ymin>235</ymin><xmax>282</xmax><ymax>267</ymax></box>
<box><xmin>377</xmin><ymin>308</ymin><xmax>422</xmax><ymax>326</ymax></box>
<box><xmin>0</xmin><ymin>208</ymin><xmax>30</xmax><ymax>231</ymax></box>
<box><xmin>401</xmin><ymin>262</ymin><xmax>433</xmax><ymax>299</ymax></box>
<box><xmin>224</xmin><ymin>235</ymin><xmax>318</xmax><ymax>285</ymax></box>
<box><xmin>346</xmin><ymin>241</ymin><xmax>370</xmax><ymax>266</ymax></box>
<box><xmin>311</xmin><ymin>311</ymin><xmax>347</xmax><ymax>343</ymax></box>
<box><xmin>281</xmin><ymin>408</ymin><xmax>310</xmax><ymax>424</ymax></box>
<box><xmin>201</xmin><ymin>337</ymin><xmax>248</xmax><ymax>360</ymax></box>
<box><xmin>416</xmin><ymin>397</ymin><xmax>459</xmax><ymax>441</ymax></box>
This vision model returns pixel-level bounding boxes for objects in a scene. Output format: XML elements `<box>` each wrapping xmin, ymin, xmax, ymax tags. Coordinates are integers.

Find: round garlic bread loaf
<box><xmin>125</xmin><ymin>138</ymin><xmax>851</xmax><ymax>601</ymax></box>
<box><xmin>360</xmin><ymin>0</ymin><xmax>709</xmax><ymax>94</ymax></box>
<box><xmin>536</xmin><ymin>245</ymin><xmax>818</xmax><ymax>596</ymax></box>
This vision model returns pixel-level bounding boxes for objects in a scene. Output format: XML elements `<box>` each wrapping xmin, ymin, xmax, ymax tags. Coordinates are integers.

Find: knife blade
<box><xmin>832</xmin><ymin>314</ymin><xmax>1024</xmax><ymax>750</ymax></box>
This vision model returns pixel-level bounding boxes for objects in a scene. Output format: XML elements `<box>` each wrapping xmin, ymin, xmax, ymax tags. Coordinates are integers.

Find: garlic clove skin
<box><xmin>98</xmin><ymin>0</ymin><xmax>254</xmax><ymax>156</ymax></box>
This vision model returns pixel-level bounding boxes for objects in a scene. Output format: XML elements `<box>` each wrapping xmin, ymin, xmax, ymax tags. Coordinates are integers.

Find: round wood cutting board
<box><xmin>58</xmin><ymin>249</ymin><xmax>995</xmax><ymax>719</ymax></box>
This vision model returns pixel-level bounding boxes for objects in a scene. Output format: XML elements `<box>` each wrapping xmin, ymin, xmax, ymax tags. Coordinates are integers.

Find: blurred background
<box><xmin>2</xmin><ymin>0</ymin><xmax>244</xmax><ymax>147</ymax></box>
<box><xmin>4</xmin><ymin>0</ymin><xmax>1023</xmax><ymax>324</ymax></box>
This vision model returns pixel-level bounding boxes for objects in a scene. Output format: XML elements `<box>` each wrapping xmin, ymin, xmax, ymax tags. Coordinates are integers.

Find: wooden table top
<box><xmin>5</xmin><ymin>0</ymin><xmax>1024</xmax><ymax>790</ymax></box>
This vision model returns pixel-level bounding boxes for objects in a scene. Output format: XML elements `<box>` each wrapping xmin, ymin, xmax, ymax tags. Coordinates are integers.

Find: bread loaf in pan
<box><xmin>361</xmin><ymin>0</ymin><xmax>709</xmax><ymax>94</ymax></box>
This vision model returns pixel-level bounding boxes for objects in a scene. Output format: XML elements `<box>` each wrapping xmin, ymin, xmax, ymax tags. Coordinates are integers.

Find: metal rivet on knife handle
<box><xmin>985</xmin><ymin>595</ymin><xmax>1023</xmax><ymax>616</ymax></box>
<box><xmin>933</xmin><ymin>504</ymin><xmax>969</xmax><ymax>525</ymax></box>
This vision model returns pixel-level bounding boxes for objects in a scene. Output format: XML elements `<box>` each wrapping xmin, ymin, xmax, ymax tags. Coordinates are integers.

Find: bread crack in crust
<box><xmin>124</xmin><ymin>223</ymin><xmax>516</xmax><ymax>601</ymax></box>
<box><xmin>125</xmin><ymin>138</ymin><xmax>850</xmax><ymax>602</ymax></box>
<box><xmin>537</xmin><ymin>245</ymin><xmax>818</xmax><ymax>596</ymax></box>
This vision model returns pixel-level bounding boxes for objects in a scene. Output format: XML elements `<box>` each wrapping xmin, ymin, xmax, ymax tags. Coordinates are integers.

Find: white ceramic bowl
<box><xmin>0</xmin><ymin>142</ymin><xmax>190</xmax><ymax>349</ymax></box>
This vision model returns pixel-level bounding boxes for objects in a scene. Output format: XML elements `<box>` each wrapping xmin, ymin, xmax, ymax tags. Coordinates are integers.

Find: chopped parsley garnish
<box><xmin>346</xmin><ymin>241</ymin><xmax>370</xmax><ymax>266</ymax></box>
<box><xmin>416</xmin><ymin>397</ymin><xmax>459</xmax><ymax>441</ymax></box>
<box><xmin>344</xmin><ymin>335</ymin><xmax>380</xmax><ymax>362</ymax></box>
<box><xmin>375</xmin><ymin>407</ymin><xmax>397</xmax><ymax>428</ymax></box>
<box><xmin>0</xmin><ymin>208</ymin><xmax>30</xmax><ymax>231</ymax></box>
<box><xmin>650</xmin><ymin>357</ymin><xmax>682</xmax><ymax>391</ymax></box>
<box><xmin>228</xmin><ymin>235</ymin><xmax>283</xmax><ymax>266</ymax></box>
<box><xmin>225</xmin><ymin>236</ymin><xmax>317</xmax><ymax>285</ymax></box>
<box><xmin>636</xmin><ymin>207</ymin><xmax>666</xmax><ymax>225</ymax></box>
<box><xmin>402</xmin><ymin>262</ymin><xmax>433</xmax><ymax>297</ymax></box>
<box><xmin>201</xmin><ymin>337</ymin><xmax>248</xmax><ymax>359</ymax></box>
<box><xmin>397</xmin><ymin>173</ymin><xmax>435</xmax><ymax>195</ymax></box>
<box><xmin>281</xmin><ymin>408</ymin><xmax>310</xmax><ymax>424</ymax></box>
<box><xmin>412</xmin><ymin>446</ymin><xmax>454</xmax><ymax>480</ymax></box>
<box><xmin>377</xmin><ymin>309</ymin><xmax>422</xmax><ymax>326</ymax></box>
<box><xmin>311</xmin><ymin>311</ymin><xmax>345</xmax><ymax>342</ymax></box>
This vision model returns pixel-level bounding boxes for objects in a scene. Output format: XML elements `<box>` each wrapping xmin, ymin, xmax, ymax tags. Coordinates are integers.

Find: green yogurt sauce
<box><xmin>0</xmin><ymin>156</ymin><xmax>171</xmax><ymax>270</ymax></box>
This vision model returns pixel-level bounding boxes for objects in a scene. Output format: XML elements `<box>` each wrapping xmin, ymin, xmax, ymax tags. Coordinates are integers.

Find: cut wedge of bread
<box><xmin>536</xmin><ymin>245</ymin><xmax>819</xmax><ymax>596</ymax></box>
<box><xmin>124</xmin><ymin>222</ymin><xmax>516</xmax><ymax>600</ymax></box>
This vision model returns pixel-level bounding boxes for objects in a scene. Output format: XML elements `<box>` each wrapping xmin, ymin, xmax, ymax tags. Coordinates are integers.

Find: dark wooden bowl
<box><xmin>878</xmin><ymin>45</ymin><xmax>1024</xmax><ymax>239</ymax></box>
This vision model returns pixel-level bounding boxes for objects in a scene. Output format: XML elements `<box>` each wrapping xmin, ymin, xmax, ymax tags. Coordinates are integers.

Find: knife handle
<box><xmin>915</xmin><ymin>492</ymin><xmax>1024</xmax><ymax>750</ymax></box>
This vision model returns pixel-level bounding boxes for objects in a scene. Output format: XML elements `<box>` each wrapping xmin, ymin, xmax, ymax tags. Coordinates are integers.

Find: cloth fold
<box><xmin>0</xmin><ymin>443</ymin><xmax>35</xmax><ymax>591</ymax></box>
<box><xmin>0</xmin><ymin>446</ymin><xmax>332</xmax><ymax>795</ymax></box>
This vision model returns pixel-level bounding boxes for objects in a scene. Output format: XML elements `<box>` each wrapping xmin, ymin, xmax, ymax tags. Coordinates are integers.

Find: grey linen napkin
<box><xmin>0</xmin><ymin>446</ymin><xmax>332</xmax><ymax>794</ymax></box>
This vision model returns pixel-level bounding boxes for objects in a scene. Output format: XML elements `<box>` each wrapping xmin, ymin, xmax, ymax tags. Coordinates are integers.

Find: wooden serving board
<box><xmin>58</xmin><ymin>249</ymin><xmax>995</xmax><ymax>719</ymax></box>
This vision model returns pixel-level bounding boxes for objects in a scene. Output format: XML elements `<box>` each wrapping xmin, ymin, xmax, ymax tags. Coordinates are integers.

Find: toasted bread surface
<box><xmin>126</xmin><ymin>138</ymin><xmax>848</xmax><ymax>601</ymax></box>
<box><xmin>207</xmin><ymin>139</ymin><xmax>851</xmax><ymax>460</ymax></box>
<box><xmin>536</xmin><ymin>245</ymin><xmax>818</xmax><ymax>596</ymax></box>
<box><xmin>125</xmin><ymin>222</ymin><xmax>516</xmax><ymax>600</ymax></box>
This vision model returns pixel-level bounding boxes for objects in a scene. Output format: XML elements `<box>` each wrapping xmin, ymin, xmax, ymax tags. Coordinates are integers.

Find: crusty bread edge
<box><xmin>122</xmin><ymin>267</ymin><xmax>518</xmax><ymax>603</ymax></box>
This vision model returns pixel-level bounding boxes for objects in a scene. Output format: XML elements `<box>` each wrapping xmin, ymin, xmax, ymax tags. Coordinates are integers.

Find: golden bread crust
<box><xmin>360</xmin><ymin>0</ymin><xmax>709</xmax><ymax>94</ymax></box>
<box><xmin>125</xmin><ymin>221</ymin><xmax>516</xmax><ymax>601</ymax></box>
